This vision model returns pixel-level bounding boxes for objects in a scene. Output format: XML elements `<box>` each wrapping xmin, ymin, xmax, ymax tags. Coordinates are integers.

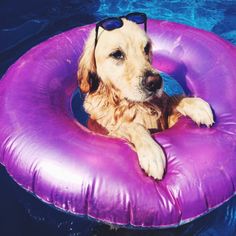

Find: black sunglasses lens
<box><xmin>95</xmin><ymin>13</ymin><xmax>147</xmax><ymax>47</ymax></box>
<box><xmin>101</xmin><ymin>19</ymin><xmax>123</xmax><ymax>31</ymax></box>
<box><xmin>126</xmin><ymin>13</ymin><xmax>146</xmax><ymax>24</ymax></box>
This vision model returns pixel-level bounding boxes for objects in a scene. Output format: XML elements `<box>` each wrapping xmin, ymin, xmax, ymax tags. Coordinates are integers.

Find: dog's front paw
<box><xmin>177</xmin><ymin>97</ymin><xmax>214</xmax><ymax>127</ymax></box>
<box><xmin>137</xmin><ymin>141</ymin><xmax>166</xmax><ymax>180</ymax></box>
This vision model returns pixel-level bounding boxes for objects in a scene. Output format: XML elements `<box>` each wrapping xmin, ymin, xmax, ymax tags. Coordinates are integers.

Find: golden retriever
<box><xmin>77</xmin><ymin>19</ymin><xmax>214</xmax><ymax>180</ymax></box>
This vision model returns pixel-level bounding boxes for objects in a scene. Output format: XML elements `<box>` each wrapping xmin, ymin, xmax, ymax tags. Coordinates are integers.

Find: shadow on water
<box><xmin>0</xmin><ymin>0</ymin><xmax>100</xmax><ymax>78</ymax></box>
<box><xmin>1</xmin><ymin>165</ymin><xmax>236</xmax><ymax>236</ymax></box>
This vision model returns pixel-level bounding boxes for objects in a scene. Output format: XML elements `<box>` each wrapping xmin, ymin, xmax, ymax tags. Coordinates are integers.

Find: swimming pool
<box><xmin>0</xmin><ymin>1</ymin><xmax>236</xmax><ymax>236</ymax></box>
<box><xmin>0</xmin><ymin>0</ymin><xmax>235</xmax><ymax>79</ymax></box>
<box><xmin>97</xmin><ymin>0</ymin><xmax>236</xmax><ymax>45</ymax></box>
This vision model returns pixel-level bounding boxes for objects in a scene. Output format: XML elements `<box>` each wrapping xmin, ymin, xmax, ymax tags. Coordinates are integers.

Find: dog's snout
<box><xmin>142</xmin><ymin>72</ymin><xmax>162</xmax><ymax>92</ymax></box>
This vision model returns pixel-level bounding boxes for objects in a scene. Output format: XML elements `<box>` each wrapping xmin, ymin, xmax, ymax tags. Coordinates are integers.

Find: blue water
<box><xmin>97</xmin><ymin>0</ymin><xmax>236</xmax><ymax>45</ymax></box>
<box><xmin>0</xmin><ymin>0</ymin><xmax>236</xmax><ymax>78</ymax></box>
<box><xmin>0</xmin><ymin>1</ymin><xmax>236</xmax><ymax>236</ymax></box>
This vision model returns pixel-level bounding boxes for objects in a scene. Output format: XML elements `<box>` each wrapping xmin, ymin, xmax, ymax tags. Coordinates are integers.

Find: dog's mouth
<box><xmin>123</xmin><ymin>87</ymin><xmax>163</xmax><ymax>103</ymax></box>
<box><xmin>144</xmin><ymin>86</ymin><xmax>163</xmax><ymax>101</ymax></box>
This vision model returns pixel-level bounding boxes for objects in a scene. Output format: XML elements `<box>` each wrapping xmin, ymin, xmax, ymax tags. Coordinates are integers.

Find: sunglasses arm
<box><xmin>94</xmin><ymin>25</ymin><xmax>99</xmax><ymax>48</ymax></box>
<box><xmin>144</xmin><ymin>21</ymin><xmax>147</xmax><ymax>32</ymax></box>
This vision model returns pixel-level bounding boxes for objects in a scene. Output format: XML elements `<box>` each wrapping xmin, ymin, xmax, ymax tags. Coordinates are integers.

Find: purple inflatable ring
<box><xmin>0</xmin><ymin>19</ymin><xmax>236</xmax><ymax>228</ymax></box>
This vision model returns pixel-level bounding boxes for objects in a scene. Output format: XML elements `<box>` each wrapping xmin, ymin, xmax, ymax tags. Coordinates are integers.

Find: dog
<box><xmin>77</xmin><ymin>17</ymin><xmax>214</xmax><ymax>180</ymax></box>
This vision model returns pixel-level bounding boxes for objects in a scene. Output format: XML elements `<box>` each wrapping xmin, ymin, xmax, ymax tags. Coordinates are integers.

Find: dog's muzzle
<box><xmin>142</xmin><ymin>71</ymin><xmax>162</xmax><ymax>93</ymax></box>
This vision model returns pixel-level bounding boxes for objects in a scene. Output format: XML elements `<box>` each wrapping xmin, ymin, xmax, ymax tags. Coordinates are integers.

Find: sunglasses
<box><xmin>95</xmin><ymin>12</ymin><xmax>147</xmax><ymax>48</ymax></box>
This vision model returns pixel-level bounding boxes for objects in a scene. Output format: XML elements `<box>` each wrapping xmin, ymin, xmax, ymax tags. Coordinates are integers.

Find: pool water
<box><xmin>98</xmin><ymin>0</ymin><xmax>236</xmax><ymax>45</ymax></box>
<box><xmin>0</xmin><ymin>0</ymin><xmax>235</xmax><ymax>78</ymax></box>
<box><xmin>0</xmin><ymin>1</ymin><xmax>236</xmax><ymax>236</ymax></box>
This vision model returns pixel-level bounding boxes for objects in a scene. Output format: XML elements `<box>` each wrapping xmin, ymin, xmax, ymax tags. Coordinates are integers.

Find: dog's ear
<box><xmin>77</xmin><ymin>30</ymin><xmax>99</xmax><ymax>93</ymax></box>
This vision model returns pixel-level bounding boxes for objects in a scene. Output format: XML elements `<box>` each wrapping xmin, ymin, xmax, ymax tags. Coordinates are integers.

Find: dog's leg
<box><xmin>110</xmin><ymin>123</ymin><xmax>166</xmax><ymax>180</ymax></box>
<box><xmin>176</xmin><ymin>97</ymin><xmax>214</xmax><ymax>127</ymax></box>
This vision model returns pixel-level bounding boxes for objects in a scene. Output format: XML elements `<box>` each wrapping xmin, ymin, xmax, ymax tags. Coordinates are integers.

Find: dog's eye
<box><xmin>144</xmin><ymin>42</ymin><xmax>151</xmax><ymax>55</ymax></box>
<box><xmin>110</xmin><ymin>50</ymin><xmax>125</xmax><ymax>60</ymax></box>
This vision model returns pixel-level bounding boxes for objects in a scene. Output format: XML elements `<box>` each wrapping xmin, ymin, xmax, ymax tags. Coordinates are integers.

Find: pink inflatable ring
<box><xmin>0</xmin><ymin>19</ymin><xmax>236</xmax><ymax>228</ymax></box>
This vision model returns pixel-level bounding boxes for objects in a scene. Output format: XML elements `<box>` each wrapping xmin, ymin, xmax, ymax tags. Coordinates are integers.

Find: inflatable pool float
<box><xmin>0</xmin><ymin>19</ymin><xmax>236</xmax><ymax>228</ymax></box>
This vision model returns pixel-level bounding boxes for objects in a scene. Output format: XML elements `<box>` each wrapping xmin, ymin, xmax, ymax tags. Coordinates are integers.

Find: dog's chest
<box><xmin>84</xmin><ymin>96</ymin><xmax>164</xmax><ymax>132</ymax></box>
<box><xmin>132</xmin><ymin>106</ymin><xmax>162</xmax><ymax>130</ymax></box>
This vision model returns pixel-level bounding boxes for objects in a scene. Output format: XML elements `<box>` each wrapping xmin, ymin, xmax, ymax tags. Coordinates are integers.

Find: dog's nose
<box><xmin>142</xmin><ymin>72</ymin><xmax>162</xmax><ymax>92</ymax></box>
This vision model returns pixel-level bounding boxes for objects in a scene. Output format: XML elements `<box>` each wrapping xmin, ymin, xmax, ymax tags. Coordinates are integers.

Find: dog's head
<box><xmin>77</xmin><ymin>19</ymin><xmax>163</xmax><ymax>102</ymax></box>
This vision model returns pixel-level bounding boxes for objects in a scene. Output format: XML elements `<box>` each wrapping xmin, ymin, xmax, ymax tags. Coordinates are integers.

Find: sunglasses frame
<box><xmin>95</xmin><ymin>12</ymin><xmax>147</xmax><ymax>48</ymax></box>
